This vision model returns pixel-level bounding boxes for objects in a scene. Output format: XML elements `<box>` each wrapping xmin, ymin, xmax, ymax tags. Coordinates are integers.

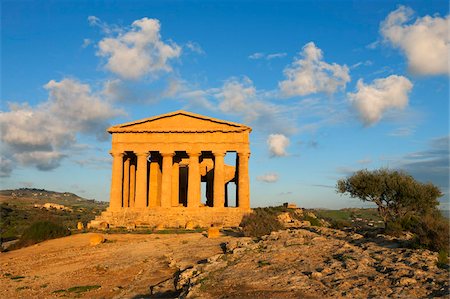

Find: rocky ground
<box><xmin>166</xmin><ymin>227</ymin><xmax>449</xmax><ymax>298</ymax></box>
<box><xmin>1</xmin><ymin>227</ymin><xmax>449</xmax><ymax>298</ymax></box>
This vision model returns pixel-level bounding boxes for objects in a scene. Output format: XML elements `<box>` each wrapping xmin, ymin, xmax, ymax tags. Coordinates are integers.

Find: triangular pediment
<box><xmin>108</xmin><ymin>110</ymin><xmax>252</xmax><ymax>133</ymax></box>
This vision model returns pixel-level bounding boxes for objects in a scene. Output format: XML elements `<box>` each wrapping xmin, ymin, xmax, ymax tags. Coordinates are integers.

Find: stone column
<box><xmin>135</xmin><ymin>152</ymin><xmax>149</xmax><ymax>209</ymax></box>
<box><xmin>171</xmin><ymin>157</ymin><xmax>180</xmax><ymax>207</ymax></box>
<box><xmin>161</xmin><ymin>152</ymin><xmax>174</xmax><ymax>208</ymax></box>
<box><xmin>238</xmin><ymin>152</ymin><xmax>250</xmax><ymax>209</ymax></box>
<box><xmin>122</xmin><ymin>156</ymin><xmax>130</xmax><ymax>207</ymax></box>
<box><xmin>187</xmin><ymin>151</ymin><xmax>201</xmax><ymax>208</ymax></box>
<box><xmin>149</xmin><ymin>154</ymin><xmax>160</xmax><ymax>207</ymax></box>
<box><xmin>129</xmin><ymin>159</ymin><xmax>136</xmax><ymax>208</ymax></box>
<box><xmin>109</xmin><ymin>152</ymin><xmax>124</xmax><ymax>211</ymax></box>
<box><xmin>225</xmin><ymin>182</ymin><xmax>229</xmax><ymax>207</ymax></box>
<box><xmin>213</xmin><ymin>151</ymin><xmax>225</xmax><ymax>208</ymax></box>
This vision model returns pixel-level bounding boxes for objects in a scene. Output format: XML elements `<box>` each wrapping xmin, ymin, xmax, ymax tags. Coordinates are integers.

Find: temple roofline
<box><xmin>108</xmin><ymin>110</ymin><xmax>252</xmax><ymax>134</ymax></box>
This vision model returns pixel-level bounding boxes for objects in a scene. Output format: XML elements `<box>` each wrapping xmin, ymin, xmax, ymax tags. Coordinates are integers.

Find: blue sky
<box><xmin>1</xmin><ymin>0</ymin><xmax>448</xmax><ymax>210</ymax></box>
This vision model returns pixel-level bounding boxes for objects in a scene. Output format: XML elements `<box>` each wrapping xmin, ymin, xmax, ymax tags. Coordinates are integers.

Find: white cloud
<box><xmin>357</xmin><ymin>158</ymin><xmax>372</xmax><ymax>165</ymax></box>
<box><xmin>82</xmin><ymin>38</ymin><xmax>92</xmax><ymax>48</ymax></box>
<box><xmin>178</xmin><ymin>77</ymin><xmax>297</xmax><ymax>135</ymax></box>
<box><xmin>348</xmin><ymin>75</ymin><xmax>413</xmax><ymax>125</ymax></box>
<box><xmin>88</xmin><ymin>15</ymin><xmax>101</xmax><ymax>27</ymax></box>
<box><xmin>257</xmin><ymin>173</ymin><xmax>279</xmax><ymax>183</ymax></box>
<box><xmin>381</xmin><ymin>6</ymin><xmax>449</xmax><ymax>76</ymax></box>
<box><xmin>266</xmin><ymin>53</ymin><xmax>287</xmax><ymax>60</ymax></box>
<box><xmin>279</xmin><ymin>42</ymin><xmax>350</xmax><ymax>97</ymax></box>
<box><xmin>96</xmin><ymin>17</ymin><xmax>181</xmax><ymax>80</ymax></box>
<box><xmin>218</xmin><ymin>77</ymin><xmax>256</xmax><ymax>114</ymax></box>
<box><xmin>267</xmin><ymin>134</ymin><xmax>290</xmax><ymax>157</ymax></box>
<box><xmin>249</xmin><ymin>52</ymin><xmax>264</xmax><ymax>59</ymax></box>
<box><xmin>389</xmin><ymin>126</ymin><xmax>415</xmax><ymax>137</ymax></box>
<box><xmin>186</xmin><ymin>41</ymin><xmax>204</xmax><ymax>54</ymax></box>
<box><xmin>212</xmin><ymin>77</ymin><xmax>297</xmax><ymax>135</ymax></box>
<box><xmin>0</xmin><ymin>78</ymin><xmax>123</xmax><ymax>175</ymax></box>
<box><xmin>350</xmin><ymin>60</ymin><xmax>373</xmax><ymax>69</ymax></box>
<box><xmin>249</xmin><ymin>52</ymin><xmax>287</xmax><ymax>60</ymax></box>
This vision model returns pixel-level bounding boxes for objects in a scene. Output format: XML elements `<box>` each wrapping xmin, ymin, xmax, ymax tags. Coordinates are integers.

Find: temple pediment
<box><xmin>108</xmin><ymin>110</ymin><xmax>252</xmax><ymax>133</ymax></box>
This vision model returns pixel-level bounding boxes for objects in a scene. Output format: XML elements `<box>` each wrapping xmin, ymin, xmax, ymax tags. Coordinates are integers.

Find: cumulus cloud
<box><xmin>96</xmin><ymin>17</ymin><xmax>181</xmax><ymax>80</ymax></box>
<box><xmin>0</xmin><ymin>79</ymin><xmax>123</xmax><ymax>175</ymax></box>
<box><xmin>381</xmin><ymin>6</ymin><xmax>449</xmax><ymax>75</ymax></box>
<box><xmin>267</xmin><ymin>134</ymin><xmax>290</xmax><ymax>157</ymax></box>
<box><xmin>179</xmin><ymin>77</ymin><xmax>297</xmax><ymax>135</ymax></box>
<box><xmin>257</xmin><ymin>173</ymin><xmax>279</xmax><ymax>183</ymax></box>
<box><xmin>218</xmin><ymin>77</ymin><xmax>256</xmax><ymax>115</ymax></box>
<box><xmin>279</xmin><ymin>42</ymin><xmax>350</xmax><ymax>97</ymax></box>
<box><xmin>185</xmin><ymin>77</ymin><xmax>294</xmax><ymax>135</ymax></box>
<box><xmin>348</xmin><ymin>75</ymin><xmax>413</xmax><ymax>125</ymax></box>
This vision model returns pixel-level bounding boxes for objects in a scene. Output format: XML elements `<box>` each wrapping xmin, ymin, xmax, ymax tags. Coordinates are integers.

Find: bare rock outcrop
<box><xmin>166</xmin><ymin>227</ymin><xmax>449</xmax><ymax>298</ymax></box>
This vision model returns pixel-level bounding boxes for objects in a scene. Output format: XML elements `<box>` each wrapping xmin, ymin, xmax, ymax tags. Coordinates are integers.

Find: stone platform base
<box><xmin>89</xmin><ymin>207</ymin><xmax>252</xmax><ymax>229</ymax></box>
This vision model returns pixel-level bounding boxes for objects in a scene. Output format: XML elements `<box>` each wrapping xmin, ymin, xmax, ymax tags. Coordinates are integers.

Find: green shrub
<box><xmin>303</xmin><ymin>214</ymin><xmax>322</xmax><ymax>227</ymax></box>
<box><xmin>408</xmin><ymin>213</ymin><xmax>449</xmax><ymax>252</ymax></box>
<box><xmin>10</xmin><ymin>221</ymin><xmax>70</xmax><ymax>250</ymax></box>
<box><xmin>385</xmin><ymin>220</ymin><xmax>404</xmax><ymax>236</ymax></box>
<box><xmin>240</xmin><ymin>208</ymin><xmax>284</xmax><ymax>238</ymax></box>
<box><xmin>437</xmin><ymin>249</ymin><xmax>449</xmax><ymax>269</ymax></box>
<box><xmin>330</xmin><ymin>219</ymin><xmax>352</xmax><ymax>229</ymax></box>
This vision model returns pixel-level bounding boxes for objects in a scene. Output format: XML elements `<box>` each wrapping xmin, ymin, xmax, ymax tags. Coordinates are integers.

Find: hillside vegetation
<box><xmin>0</xmin><ymin>188</ymin><xmax>107</xmax><ymax>243</ymax></box>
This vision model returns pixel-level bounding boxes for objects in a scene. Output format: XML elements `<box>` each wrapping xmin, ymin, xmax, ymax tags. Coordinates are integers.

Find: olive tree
<box><xmin>336</xmin><ymin>169</ymin><xmax>442</xmax><ymax>228</ymax></box>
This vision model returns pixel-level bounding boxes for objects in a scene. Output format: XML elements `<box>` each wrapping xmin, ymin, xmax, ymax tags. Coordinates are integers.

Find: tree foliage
<box><xmin>337</xmin><ymin>169</ymin><xmax>442</xmax><ymax>228</ymax></box>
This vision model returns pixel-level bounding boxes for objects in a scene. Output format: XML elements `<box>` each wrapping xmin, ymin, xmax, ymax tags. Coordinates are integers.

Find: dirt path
<box><xmin>0</xmin><ymin>232</ymin><xmax>232</xmax><ymax>298</ymax></box>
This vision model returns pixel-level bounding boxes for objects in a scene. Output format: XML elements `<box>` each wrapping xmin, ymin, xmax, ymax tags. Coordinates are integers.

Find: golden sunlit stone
<box><xmin>90</xmin><ymin>111</ymin><xmax>252</xmax><ymax>229</ymax></box>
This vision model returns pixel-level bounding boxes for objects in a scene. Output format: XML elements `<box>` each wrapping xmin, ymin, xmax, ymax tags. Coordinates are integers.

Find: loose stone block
<box><xmin>185</xmin><ymin>221</ymin><xmax>195</xmax><ymax>230</ymax></box>
<box><xmin>207</xmin><ymin>227</ymin><xmax>221</xmax><ymax>238</ymax></box>
<box><xmin>90</xmin><ymin>234</ymin><xmax>105</xmax><ymax>246</ymax></box>
<box><xmin>155</xmin><ymin>223</ymin><xmax>165</xmax><ymax>231</ymax></box>
<box><xmin>77</xmin><ymin>222</ymin><xmax>84</xmax><ymax>230</ymax></box>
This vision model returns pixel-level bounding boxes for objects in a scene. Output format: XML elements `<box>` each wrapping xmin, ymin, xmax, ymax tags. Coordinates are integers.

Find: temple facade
<box><xmin>90</xmin><ymin>111</ymin><xmax>252</xmax><ymax>229</ymax></box>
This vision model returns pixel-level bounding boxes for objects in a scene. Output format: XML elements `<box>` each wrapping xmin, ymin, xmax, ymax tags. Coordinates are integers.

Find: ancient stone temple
<box><xmin>90</xmin><ymin>110</ymin><xmax>252</xmax><ymax>229</ymax></box>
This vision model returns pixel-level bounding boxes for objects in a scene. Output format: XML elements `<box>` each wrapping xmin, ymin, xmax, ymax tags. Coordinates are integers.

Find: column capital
<box><xmin>135</xmin><ymin>152</ymin><xmax>149</xmax><ymax>157</ymax></box>
<box><xmin>237</xmin><ymin>151</ymin><xmax>250</xmax><ymax>158</ymax></box>
<box><xmin>212</xmin><ymin>150</ymin><xmax>226</xmax><ymax>157</ymax></box>
<box><xmin>187</xmin><ymin>151</ymin><xmax>202</xmax><ymax>157</ymax></box>
<box><xmin>160</xmin><ymin>151</ymin><xmax>175</xmax><ymax>157</ymax></box>
<box><xmin>110</xmin><ymin>151</ymin><xmax>124</xmax><ymax>158</ymax></box>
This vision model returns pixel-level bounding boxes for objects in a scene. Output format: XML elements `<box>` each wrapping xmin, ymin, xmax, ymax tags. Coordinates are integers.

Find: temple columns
<box><xmin>109</xmin><ymin>149</ymin><xmax>250</xmax><ymax>210</ymax></box>
<box><xmin>109</xmin><ymin>152</ymin><xmax>124</xmax><ymax>211</ymax></box>
<box><xmin>148</xmin><ymin>154</ymin><xmax>160</xmax><ymax>207</ymax></box>
<box><xmin>161</xmin><ymin>152</ymin><xmax>174</xmax><ymax>208</ymax></box>
<box><xmin>135</xmin><ymin>152</ymin><xmax>148</xmax><ymax>209</ymax></box>
<box><xmin>171</xmin><ymin>158</ymin><xmax>180</xmax><ymax>207</ymax></box>
<box><xmin>129</xmin><ymin>160</ymin><xmax>136</xmax><ymax>208</ymax></box>
<box><xmin>238</xmin><ymin>152</ymin><xmax>250</xmax><ymax>209</ymax></box>
<box><xmin>187</xmin><ymin>151</ymin><xmax>201</xmax><ymax>208</ymax></box>
<box><xmin>213</xmin><ymin>151</ymin><xmax>225</xmax><ymax>207</ymax></box>
<box><xmin>122</xmin><ymin>156</ymin><xmax>130</xmax><ymax>207</ymax></box>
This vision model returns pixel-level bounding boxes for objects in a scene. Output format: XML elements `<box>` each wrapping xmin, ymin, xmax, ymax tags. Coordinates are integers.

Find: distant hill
<box><xmin>0</xmin><ymin>188</ymin><xmax>108</xmax><ymax>243</ymax></box>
